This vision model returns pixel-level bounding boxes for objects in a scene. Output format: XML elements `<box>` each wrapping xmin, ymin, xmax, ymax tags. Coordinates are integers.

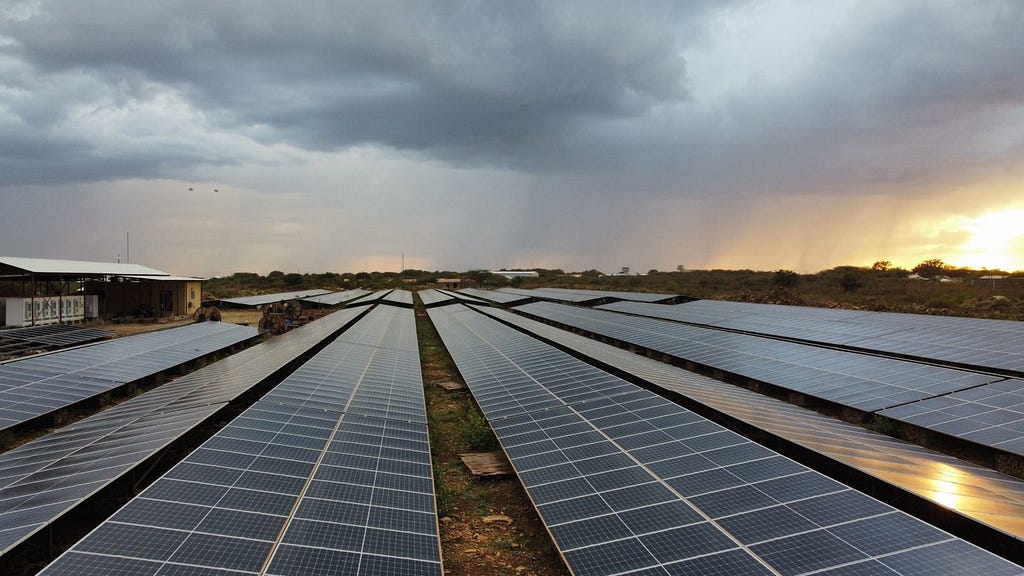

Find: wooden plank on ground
<box><xmin>460</xmin><ymin>452</ymin><xmax>514</xmax><ymax>477</ymax></box>
<box><xmin>438</xmin><ymin>380</ymin><xmax>467</xmax><ymax>391</ymax></box>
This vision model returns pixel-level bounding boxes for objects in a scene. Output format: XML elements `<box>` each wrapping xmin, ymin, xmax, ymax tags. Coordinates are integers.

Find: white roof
<box><xmin>122</xmin><ymin>275</ymin><xmax>203</xmax><ymax>281</ymax></box>
<box><xmin>0</xmin><ymin>256</ymin><xmax>171</xmax><ymax>276</ymax></box>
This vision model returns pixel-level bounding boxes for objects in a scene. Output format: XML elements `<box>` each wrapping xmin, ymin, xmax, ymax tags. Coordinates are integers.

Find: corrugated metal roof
<box><xmin>0</xmin><ymin>256</ymin><xmax>170</xmax><ymax>276</ymax></box>
<box><xmin>122</xmin><ymin>275</ymin><xmax>203</xmax><ymax>281</ymax></box>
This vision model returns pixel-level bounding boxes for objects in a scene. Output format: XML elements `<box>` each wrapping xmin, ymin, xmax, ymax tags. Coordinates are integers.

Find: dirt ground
<box><xmin>417</xmin><ymin>309</ymin><xmax>569</xmax><ymax>576</ymax></box>
<box><xmin>101</xmin><ymin>308</ymin><xmax>263</xmax><ymax>337</ymax></box>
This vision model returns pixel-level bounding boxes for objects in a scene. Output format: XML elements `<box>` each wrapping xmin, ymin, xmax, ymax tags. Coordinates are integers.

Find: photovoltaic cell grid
<box><xmin>428</xmin><ymin>304</ymin><xmax>1024</xmax><ymax>576</ymax></box>
<box><xmin>456</xmin><ymin>287</ymin><xmax>534</xmax><ymax>305</ymax></box>
<box><xmin>215</xmin><ymin>289</ymin><xmax>333</xmax><ymax>307</ymax></box>
<box><xmin>0</xmin><ymin>321</ymin><xmax>258</xmax><ymax>431</ymax></box>
<box><xmin>0</xmin><ymin>324</ymin><xmax>114</xmax><ymax>350</ymax></box>
<box><xmin>416</xmin><ymin>289</ymin><xmax>456</xmax><ymax>307</ymax></box>
<box><xmin>0</xmin><ymin>307</ymin><xmax>367</xmax><ymax>557</ymax></box>
<box><xmin>517</xmin><ymin>301</ymin><xmax>1002</xmax><ymax>412</ymax></box>
<box><xmin>477</xmin><ymin>306</ymin><xmax>1024</xmax><ymax>543</ymax></box>
<box><xmin>382</xmin><ymin>289</ymin><xmax>414</xmax><ymax>307</ymax></box>
<box><xmin>301</xmin><ymin>289</ymin><xmax>372</xmax><ymax>307</ymax></box>
<box><xmin>598</xmin><ymin>299</ymin><xmax>1024</xmax><ymax>374</ymax></box>
<box><xmin>40</xmin><ymin>305</ymin><xmax>441</xmax><ymax>576</ymax></box>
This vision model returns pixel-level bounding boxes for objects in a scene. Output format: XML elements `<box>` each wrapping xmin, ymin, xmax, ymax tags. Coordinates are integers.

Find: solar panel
<box><xmin>475</xmin><ymin>305</ymin><xmax>1024</xmax><ymax>545</ymax></box>
<box><xmin>416</xmin><ymin>289</ymin><xmax>456</xmax><ymax>308</ymax></box>
<box><xmin>0</xmin><ymin>324</ymin><xmax>114</xmax><ymax>352</ymax></box>
<box><xmin>0</xmin><ymin>308</ymin><xmax>367</xmax><ymax>559</ymax></box>
<box><xmin>878</xmin><ymin>379</ymin><xmax>1024</xmax><ymax>457</ymax></box>
<box><xmin>598</xmin><ymin>299</ymin><xmax>1024</xmax><ymax>374</ymax></box>
<box><xmin>0</xmin><ymin>322</ymin><xmax>258</xmax><ymax>432</ymax></box>
<box><xmin>345</xmin><ymin>290</ymin><xmax>393</xmax><ymax>307</ymax></box>
<box><xmin>516</xmin><ymin>301</ymin><xmax>1002</xmax><ymax>413</ymax></box>
<box><xmin>428</xmin><ymin>304</ymin><xmax>1024</xmax><ymax>576</ymax></box>
<box><xmin>514</xmin><ymin>288</ymin><xmax>679</xmax><ymax>304</ymax></box>
<box><xmin>456</xmin><ymin>288</ymin><xmax>533</xmax><ymax>305</ymax></box>
<box><xmin>300</xmin><ymin>289</ymin><xmax>372</xmax><ymax>307</ymax></box>
<box><xmin>382</xmin><ymin>289</ymin><xmax>414</xmax><ymax>307</ymax></box>
<box><xmin>214</xmin><ymin>289</ymin><xmax>333</xmax><ymax>307</ymax></box>
<box><xmin>39</xmin><ymin>305</ymin><xmax>441</xmax><ymax>576</ymax></box>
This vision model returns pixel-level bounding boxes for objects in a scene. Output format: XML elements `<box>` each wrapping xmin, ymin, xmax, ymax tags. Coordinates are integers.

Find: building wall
<box><xmin>86</xmin><ymin>279</ymin><xmax>202</xmax><ymax>319</ymax></box>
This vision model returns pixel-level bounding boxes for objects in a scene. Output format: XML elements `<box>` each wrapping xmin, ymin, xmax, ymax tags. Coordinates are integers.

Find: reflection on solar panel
<box><xmin>517</xmin><ymin>301</ymin><xmax>1001</xmax><ymax>412</ymax></box>
<box><xmin>879</xmin><ymin>379</ymin><xmax>1024</xmax><ymax>457</ymax></box>
<box><xmin>428</xmin><ymin>304</ymin><xmax>1024</xmax><ymax>575</ymax></box>
<box><xmin>301</xmin><ymin>289</ymin><xmax>372</xmax><ymax>306</ymax></box>
<box><xmin>0</xmin><ymin>322</ymin><xmax>258</xmax><ymax>432</ymax></box>
<box><xmin>39</xmin><ymin>305</ymin><xmax>441</xmax><ymax>576</ymax></box>
<box><xmin>416</xmin><ymin>289</ymin><xmax>456</xmax><ymax>307</ymax></box>
<box><xmin>506</xmin><ymin>288</ymin><xmax>678</xmax><ymax>304</ymax></box>
<box><xmin>0</xmin><ymin>324</ymin><xmax>114</xmax><ymax>354</ymax></box>
<box><xmin>346</xmin><ymin>290</ymin><xmax>393</xmax><ymax>307</ymax></box>
<box><xmin>382</xmin><ymin>289</ymin><xmax>414</xmax><ymax>307</ymax></box>
<box><xmin>215</xmin><ymin>289</ymin><xmax>333</xmax><ymax>307</ymax></box>
<box><xmin>456</xmin><ymin>288</ymin><xmax>533</xmax><ymax>305</ymax></box>
<box><xmin>598</xmin><ymin>300</ymin><xmax>1024</xmax><ymax>373</ymax></box>
<box><xmin>0</xmin><ymin>308</ymin><xmax>367</xmax><ymax>558</ymax></box>
<box><xmin>476</xmin><ymin>306</ymin><xmax>1024</xmax><ymax>545</ymax></box>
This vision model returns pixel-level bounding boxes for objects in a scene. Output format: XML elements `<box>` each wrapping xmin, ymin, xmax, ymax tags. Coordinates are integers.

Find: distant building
<box><xmin>437</xmin><ymin>278</ymin><xmax>463</xmax><ymax>289</ymax></box>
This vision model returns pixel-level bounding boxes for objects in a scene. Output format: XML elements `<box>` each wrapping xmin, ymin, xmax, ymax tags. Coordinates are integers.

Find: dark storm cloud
<box><xmin>0</xmin><ymin>0</ymin><xmax>723</xmax><ymax>184</ymax></box>
<box><xmin>1</xmin><ymin>0</ymin><xmax>1022</xmax><ymax>196</ymax></box>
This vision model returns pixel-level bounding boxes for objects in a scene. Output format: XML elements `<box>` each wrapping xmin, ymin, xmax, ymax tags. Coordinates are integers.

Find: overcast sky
<box><xmin>2</xmin><ymin>0</ymin><xmax>1022</xmax><ymax>276</ymax></box>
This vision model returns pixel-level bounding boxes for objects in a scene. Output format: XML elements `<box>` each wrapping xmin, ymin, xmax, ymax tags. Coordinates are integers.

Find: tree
<box><xmin>871</xmin><ymin>260</ymin><xmax>891</xmax><ymax>271</ymax></box>
<box><xmin>913</xmin><ymin>259</ymin><xmax>950</xmax><ymax>278</ymax></box>
<box><xmin>772</xmin><ymin>269</ymin><xmax>799</xmax><ymax>287</ymax></box>
<box><xmin>283</xmin><ymin>273</ymin><xmax>303</xmax><ymax>286</ymax></box>
<box><xmin>840</xmin><ymin>271</ymin><xmax>864</xmax><ymax>292</ymax></box>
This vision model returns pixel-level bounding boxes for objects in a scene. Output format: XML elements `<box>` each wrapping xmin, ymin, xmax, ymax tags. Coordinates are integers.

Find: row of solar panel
<box><xmin>500</xmin><ymin>287</ymin><xmax>679</xmax><ymax>304</ymax></box>
<box><xmin>39</xmin><ymin>304</ymin><xmax>442</xmax><ymax>576</ymax></box>
<box><xmin>0</xmin><ymin>307</ymin><xmax>369</xmax><ymax>558</ymax></box>
<box><xmin>598</xmin><ymin>299</ymin><xmax>1024</xmax><ymax>374</ymax></box>
<box><xmin>428</xmin><ymin>304</ymin><xmax>1023</xmax><ymax>575</ymax></box>
<box><xmin>301</xmin><ymin>288</ymin><xmax>372</xmax><ymax>306</ymax></box>
<box><xmin>475</xmin><ymin>305</ymin><xmax>1024</xmax><ymax>546</ymax></box>
<box><xmin>515</xmin><ymin>301</ymin><xmax>1024</xmax><ymax>459</ymax></box>
<box><xmin>212</xmin><ymin>289</ymin><xmax>334</xmax><ymax>307</ymax></box>
<box><xmin>0</xmin><ymin>324</ymin><xmax>114</xmax><ymax>349</ymax></box>
<box><xmin>0</xmin><ymin>321</ymin><xmax>258</xmax><ymax>432</ymax></box>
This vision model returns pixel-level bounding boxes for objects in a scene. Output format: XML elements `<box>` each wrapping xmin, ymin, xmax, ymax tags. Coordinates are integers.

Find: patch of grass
<box><xmin>463</xmin><ymin>406</ymin><xmax>499</xmax><ymax>452</ymax></box>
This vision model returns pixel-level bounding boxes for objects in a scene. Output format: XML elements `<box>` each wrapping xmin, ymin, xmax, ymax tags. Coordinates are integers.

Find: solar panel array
<box><xmin>517</xmin><ymin>301</ymin><xmax>1001</xmax><ymax>412</ymax></box>
<box><xmin>429</xmin><ymin>304</ymin><xmax>1024</xmax><ymax>576</ymax></box>
<box><xmin>215</xmin><ymin>289</ymin><xmax>333</xmax><ymax>307</ymax></box>
<box><xmin>300</xmin><ymin>289</ymin><xmax>372</xmax><ymax>307</ymax></box>
<box><xmin>507</xmin><ymin>288</ymin><xmax>679</xmax><ymax>304</ymax></box>
<box><xmin>498</xmin><ymin>287</ymin><xmax>611</xmax><ymax>304</ymax></box>
<box><xmin>879</xmin><ymin>379</ymin><xmax>1024</xmax><ymax>456</ymax></box>
<box><xmin>598</xmin><ymin>299</ymin><xmax>1024</xmax><ymax>373</ymax></box>
<box><xmin>40</xmin><ymin>305</ymin><xmax>441</xmax><ymax>576</ymax></box>
<box><xmin>346</xmin><ymin>289</ymin><xmax>394</xmax><ymax>307</ymax></box>
<box><xmin>0</xmin><ymin>308</ymin><xmax>367</xmax><ymax>557</ymax></box>
<box><xmin>416</xmin><ymin>289</ymin><xmax>456</xmax><ymax>307</ymax></box>
<box><xmin>476</xmin><ymin>305</ymin><xmax>1024</xmax><ymax>543</ymax></box>
<box><xmin>456</xmin><ymin>287</ymin><xmax>533</xmax><ymax>305</ymax></box>
<box><xmin>0</xmin><ymin>324</ymin><xmax>114</xmax><ymax>354</ymax></box>
<box><xmin>382</xmin><ymin>289</ymin><xmax>414</xmax><ymax>307</ymax></box>
<box><xmin>0</xmin><ymin>322</ymin><xmax>258</xmax><ymax>431</ymax></box>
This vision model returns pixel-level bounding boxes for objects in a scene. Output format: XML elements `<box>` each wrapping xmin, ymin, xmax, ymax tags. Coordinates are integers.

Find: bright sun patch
<box><xmin>955</xmin><ymin>209</ymin><xmax>1024</xmax><ymax>271</ymax></box>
